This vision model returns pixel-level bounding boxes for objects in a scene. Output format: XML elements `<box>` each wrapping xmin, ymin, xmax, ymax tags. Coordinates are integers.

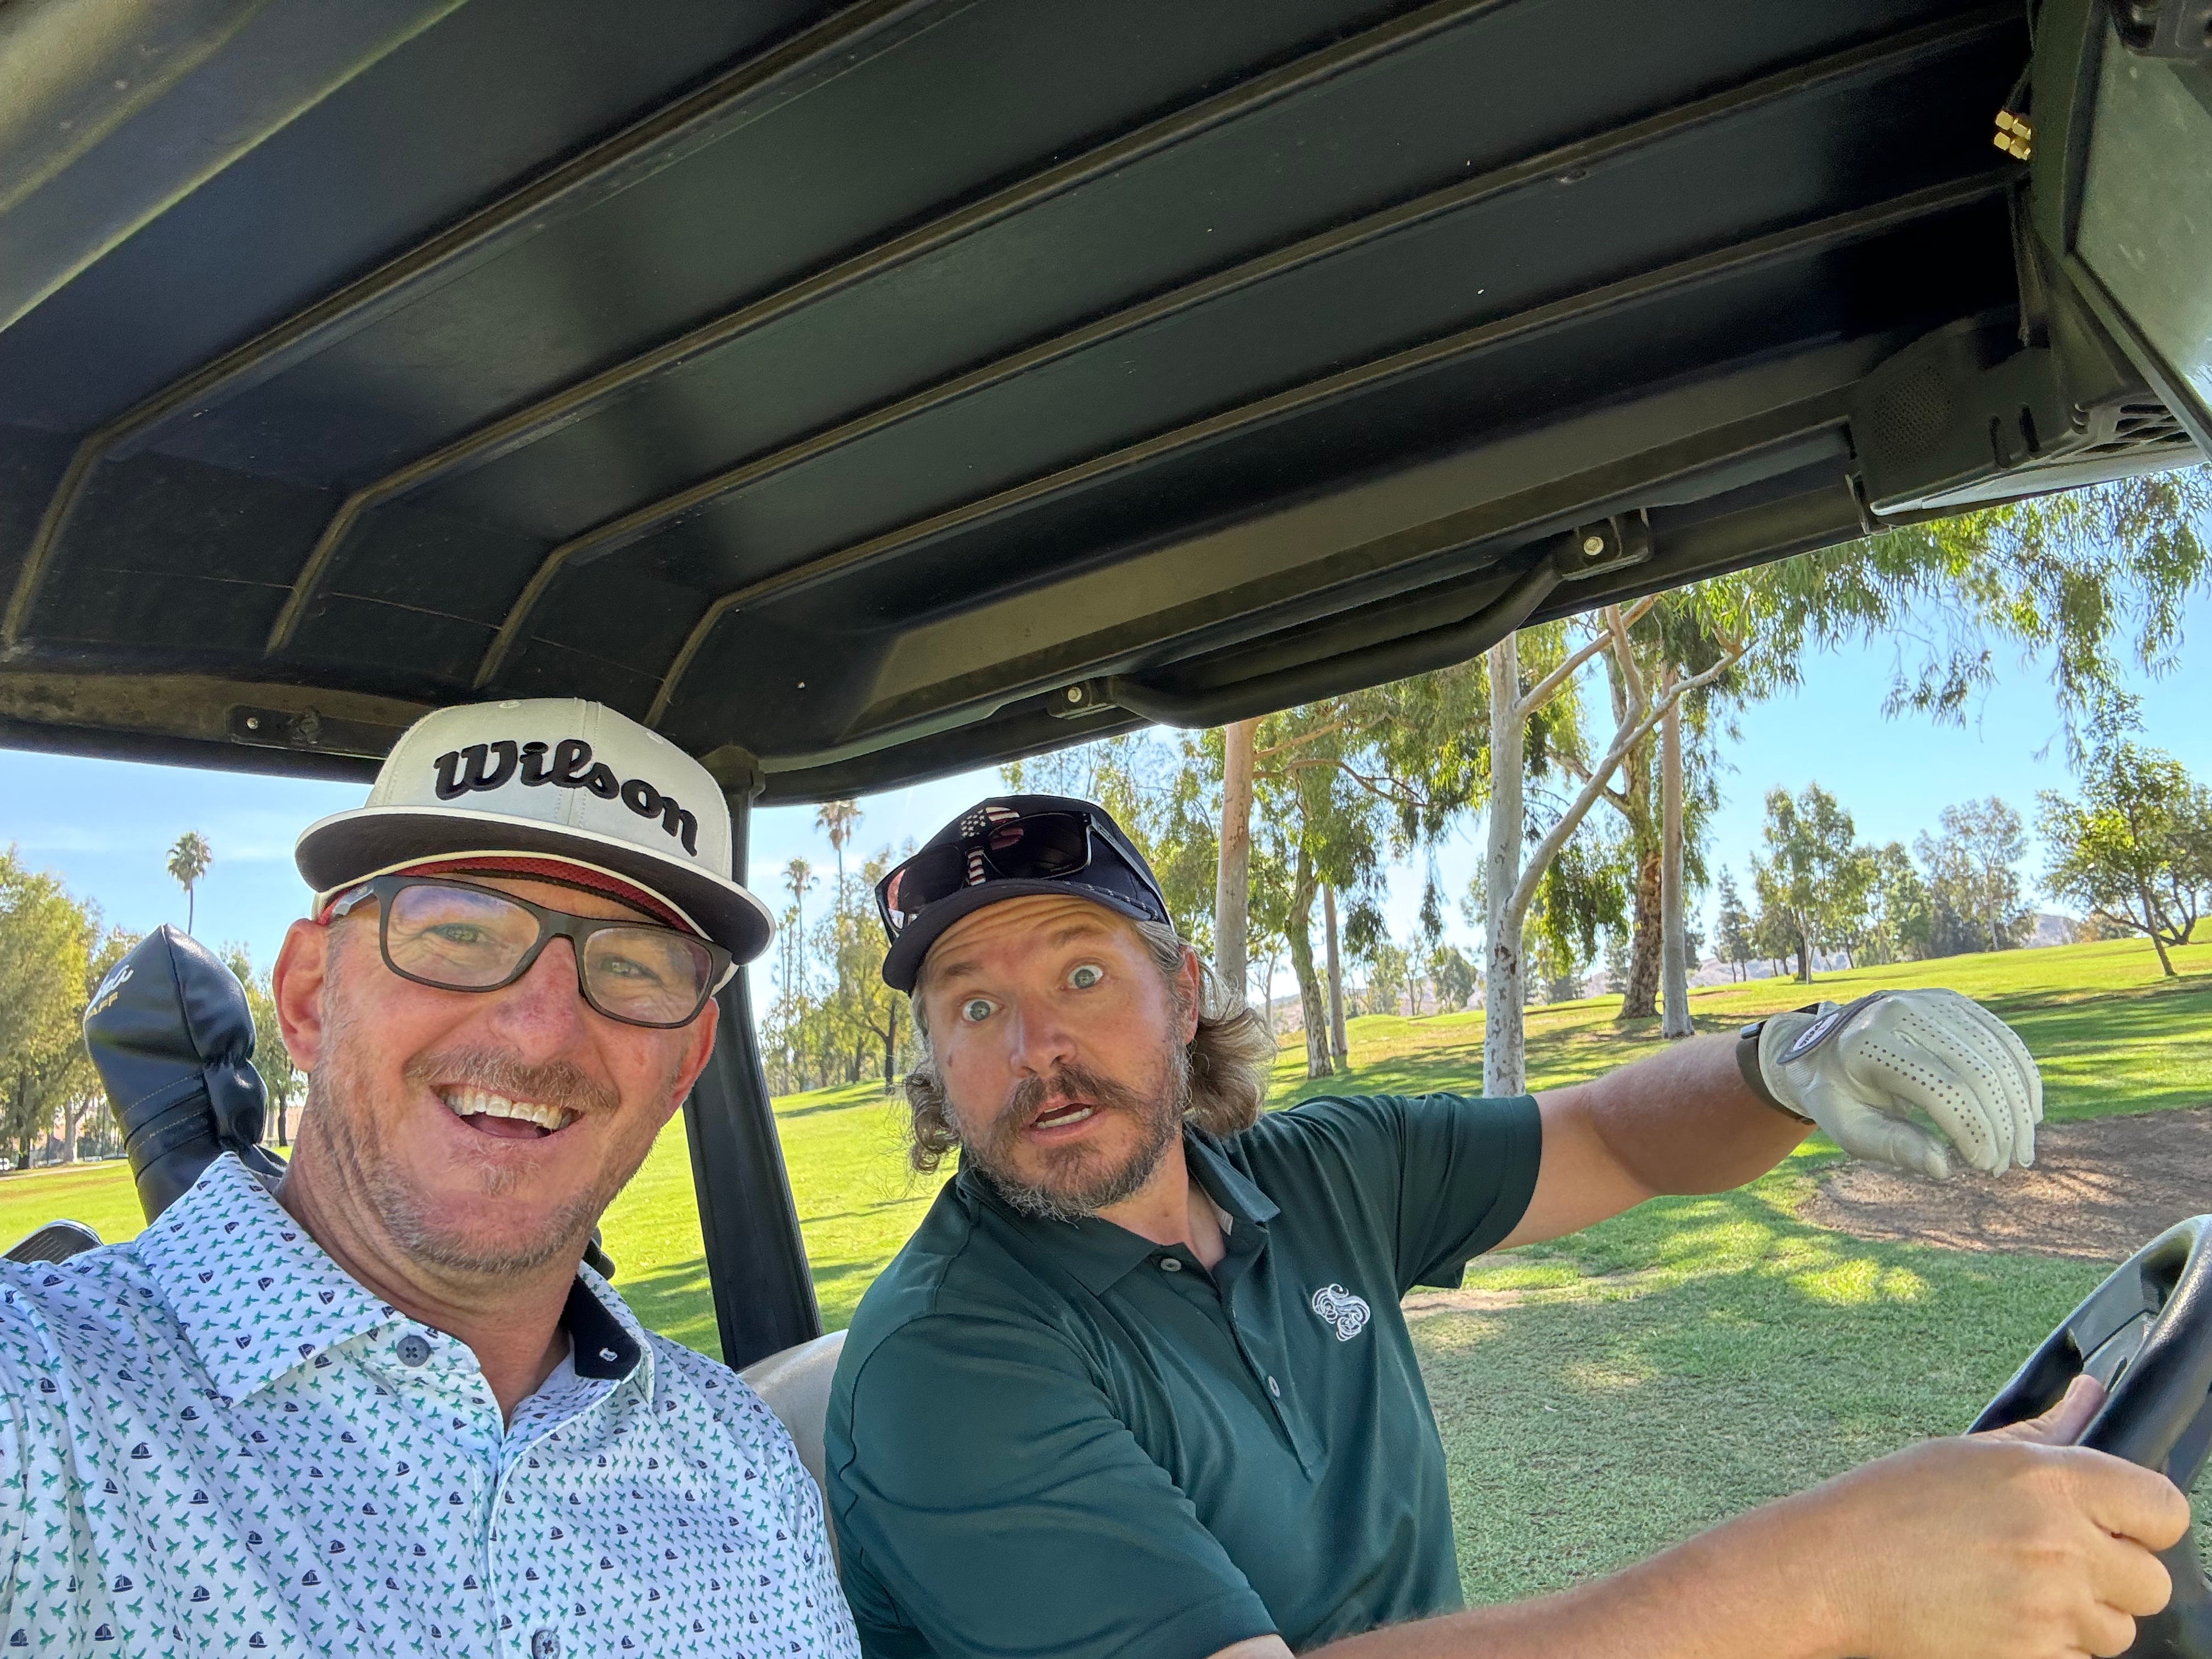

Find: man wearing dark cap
<box><xmin>823</xmin><ymin>795</ymin><xmax>2183</xmax><ymax>1659</ymax></box>
<box><xmin>0</xmin><ymin>699</ymin><xmax>859</xmax><ymax>1657</ymax></box>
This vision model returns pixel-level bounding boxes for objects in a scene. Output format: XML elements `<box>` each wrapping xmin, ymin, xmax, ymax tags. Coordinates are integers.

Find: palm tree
<box><xmin>814</xmin><ymin>800</ymin><xmax>860</xmax><ymax>907</ymax></box>
<box><xmin>166</xmin><ymin>832</ymin><xmax>213</xmax><ymax>934</ymax></box>
<box><xmin>781</xmin><ymin>857</ymin><xmax>816</xmax><ymax>1004</ymax></box>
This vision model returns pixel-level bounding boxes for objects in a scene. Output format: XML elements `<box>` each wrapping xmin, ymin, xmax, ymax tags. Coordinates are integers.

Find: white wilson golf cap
<box><xmin>295</xmin><ymin>698</ymin><xmax>774</xmax><ymax>963</ymax></box>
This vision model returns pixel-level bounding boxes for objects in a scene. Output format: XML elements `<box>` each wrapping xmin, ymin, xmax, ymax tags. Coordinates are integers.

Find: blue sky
<box><xmin>3</xmin><ymin>591</ymin><xmax>2205</xmax><ymax>979</ymax></box>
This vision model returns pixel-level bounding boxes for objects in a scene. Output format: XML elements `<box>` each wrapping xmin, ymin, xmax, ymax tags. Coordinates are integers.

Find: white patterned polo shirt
<box><xmin>0</xmin><ymin>1154</ymin><xmax>859</xmax><ymax>1659</ymax></box>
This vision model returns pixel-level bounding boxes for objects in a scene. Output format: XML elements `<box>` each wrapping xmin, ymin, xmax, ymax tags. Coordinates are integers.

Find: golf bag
<box><xmin>82</xmin><ymin>926</ymin><xmax>284</xmax><ymax>1222</ymax></box>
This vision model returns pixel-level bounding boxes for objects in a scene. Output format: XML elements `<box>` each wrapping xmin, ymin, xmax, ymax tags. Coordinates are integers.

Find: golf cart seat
<box><xmin>740</xmin><ymin>1329</ymin><xmax>847</xmax><ymax>1502</ymax></box>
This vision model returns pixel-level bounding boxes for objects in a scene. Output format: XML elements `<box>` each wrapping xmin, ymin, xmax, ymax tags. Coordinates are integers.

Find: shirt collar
<box><xmin>566</xmin><ymin>1268</ymin><xmax>652</xmax><ymax>1398</ymax></box>
<box><xmin>1183</xmin><ymin>1128</ymin><xmax>1279</xmax><ymax>1228</ymax></box>
<box><xmin>139</xmin><ymin>1153</ymin><xmax>652</xmax><ymax>1404</ymax></box>
<box><xmin>137</xmin><ymin>1153</ymin><xmax>397</xmax><ymax>1403</ymax></box>
<box><xmin>957</xmin><ymin>1126</ymin><xmax>1278</xmax><ymax>1295</ymax></box>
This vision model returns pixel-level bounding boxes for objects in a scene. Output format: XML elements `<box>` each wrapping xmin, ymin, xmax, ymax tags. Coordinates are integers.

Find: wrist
<box><xmin>1737</xmin><ymin>1011</ymin><xmax>1821</xmax><ymax>1123</ymax></box>
<box><xmin>1716</xmin><ymin>1468</ymin><xmax>1881</xmax><ymax>1659</ymax></box>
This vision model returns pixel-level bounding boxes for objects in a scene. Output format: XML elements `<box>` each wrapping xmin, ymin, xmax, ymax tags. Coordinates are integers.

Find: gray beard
<box><xmin>967</xmin><ymin>1046</ymin><xmax>1191</xmax><ymax>1224</ymax></box>
<box><xmin>293</xmin><ymin>951</ymin><xmax>632</xmax><ymax>1279</ymax></box>
<box><xmin>302</xmin><ymin>1062</ymin><xmax>610</xmax><ymax>1278</ymax></box>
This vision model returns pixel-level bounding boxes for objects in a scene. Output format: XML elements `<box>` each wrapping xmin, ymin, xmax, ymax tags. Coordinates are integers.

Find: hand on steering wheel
<box><xmin>1976</xmin><ymin>1217</ymin><xmax>2212</xmax><ymax>1659</ymax></box>
<box><xmin>1978</xmin><ymin>1373</ymin><xmax>2109</xmax><ymax>1447</ymax></box>
<box><xmin>1761</xmin><ymin>988</ymin><xmax>2042</xmax><ymax>1178</ymax></box>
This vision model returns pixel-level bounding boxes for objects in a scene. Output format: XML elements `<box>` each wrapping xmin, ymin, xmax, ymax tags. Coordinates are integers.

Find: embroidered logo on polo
<box><xmin>432</xmin><ymin>739</ymin><xmax>700</xmax><ymax>855</ymax></box>
<box><xmin>0</xmin><ymin>1154</ymin><xmax>857</xmax><ymax>1657</ymax></box>
<box><xmin>1310</xmin><ymin>1283</ymin><xmax>1372</xmax><ymax>1341</ymax></box>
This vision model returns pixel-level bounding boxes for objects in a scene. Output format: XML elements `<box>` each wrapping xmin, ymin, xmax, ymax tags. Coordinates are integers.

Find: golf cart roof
<box><xmin>0</xmin><ymin>0</ymin><xmax>2201</xmax><ymax>804</ymax></box>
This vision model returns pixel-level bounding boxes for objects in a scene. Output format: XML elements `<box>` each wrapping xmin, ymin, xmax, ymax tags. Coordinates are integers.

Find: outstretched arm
<box><xmin>1498</xmin><ymin>989</ymin><xmax>2042</xmax><ymax>1249</ymax></box>
<box><xmin>1499</xmin><ymin>1029</ymin><xmax>1803</xmax><ymax>1249</ymax></box>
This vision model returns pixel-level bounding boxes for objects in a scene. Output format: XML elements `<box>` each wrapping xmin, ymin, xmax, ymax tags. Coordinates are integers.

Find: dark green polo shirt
<box><xmin>823</xmin><ymin>1091</ymin><xmax>1543</xmax><ymax>1659</ymax></box>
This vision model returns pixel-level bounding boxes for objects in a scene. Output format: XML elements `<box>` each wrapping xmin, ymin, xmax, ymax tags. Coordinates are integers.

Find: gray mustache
<box><xmin>402</xmin><ymin>1048</ymin><xmax>619</xmax><ymax>1119</ymax></box>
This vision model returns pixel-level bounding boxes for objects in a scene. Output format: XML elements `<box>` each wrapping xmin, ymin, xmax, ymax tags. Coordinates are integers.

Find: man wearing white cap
<box><xmin>0</xmin><ymin>700</ymin><xmax>860</xmax><ymax>1657</ymax></box>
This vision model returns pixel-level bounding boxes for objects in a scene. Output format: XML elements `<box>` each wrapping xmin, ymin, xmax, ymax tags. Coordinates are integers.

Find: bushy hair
<box><xmin>901</xmin><ymin>917</ymin><xmax>1276</xmax><ymax>1174</ymax></box>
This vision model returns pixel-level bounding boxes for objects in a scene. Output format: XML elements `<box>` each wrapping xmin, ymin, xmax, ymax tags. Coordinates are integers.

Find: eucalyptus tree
<box><xmin>0</xmin><ymin>854</ymin><xmax>94</xmax><ymax>1168</ymax></box>
<box><xmin>1751</xmin><ymin>784</ymin><xmax>1873</xmax><ymax>981</ymax></box>
<box><xmin>2039</xmin><ymin>742</ymin><xmax>2212</xmax><ymax>977</ymax></box>
<box><xmin>1480</xmin><ymin>603</ymin><xmax>1739</xmax><ymax>1091</ymax></box>
<box><xmin>1747</xmin><ymin>469</ymin><xmax>2212</xmax><ymax>757</ymax></box>
<box><xmin>220</xmin><ymin>945</ymin><xmax>297</xmax><ymax>1149</ymax></box>
<box><xmin>1713</xmin><ymin>871</ymin><xmax>1754</xmax><ymax>981</ymax></box>
<box><xmin>1914</xmin><ymin>798</ymin><xmax>2030</xmax><ymax>954</ymax></box>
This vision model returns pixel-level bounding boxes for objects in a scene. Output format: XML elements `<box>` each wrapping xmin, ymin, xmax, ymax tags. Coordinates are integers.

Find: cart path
<box><xmin>1804</xmin><ymin>1105</ymin><xmax>2212</xmax><ymax>1261</ymax></box>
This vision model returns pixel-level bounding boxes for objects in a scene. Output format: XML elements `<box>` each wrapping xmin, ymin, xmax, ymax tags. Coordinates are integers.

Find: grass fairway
<box><xmin>1</xmin><ymin>934</ymin><xmax>2204</xmax><ymax>1598</ymax></box>
<box><xmin>1419</xmin><ymin>1154</ymin><xmax>2115</xmax><ymax>1599</ymax></box>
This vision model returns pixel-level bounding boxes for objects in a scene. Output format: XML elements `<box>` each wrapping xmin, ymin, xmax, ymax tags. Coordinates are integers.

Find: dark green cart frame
<box><xmin>2</xmin><ymin>0</ymin><xmax>2205</xmax><ymax>1366</ymax></box>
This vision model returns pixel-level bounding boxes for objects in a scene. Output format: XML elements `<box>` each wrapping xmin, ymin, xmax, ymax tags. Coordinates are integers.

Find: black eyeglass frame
<box><xmin>871</xmin><ymin>808</ymin><xmax>1168</xmax><ymax>943</ymax></box>
<box><xmin>329</xmin><ymin>874</ymin><xmax>735</xmax><ymax>1030</ymax></box>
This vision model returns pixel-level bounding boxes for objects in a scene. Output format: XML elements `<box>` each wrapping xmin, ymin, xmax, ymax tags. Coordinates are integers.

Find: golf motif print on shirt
<box><xmin>0</xmin><ymin>1155</ymin><xmax>857</xmax><ymax>1657</ymax></box>
<box><xmin>1310</xmin><ymin>1284</ymin><xmax>1371</xmax><ymax>1342</ymax></box>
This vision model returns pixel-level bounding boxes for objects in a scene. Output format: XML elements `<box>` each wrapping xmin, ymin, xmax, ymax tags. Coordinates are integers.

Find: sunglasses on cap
<box><xmin>329</xmin><ymin>876</ymin><xmax>733</xmax><ymax>1029</ymax></box>
<box><xmin>873</xmin><ymin>808</ymin><xmax>1168</xmax><ymax>941</ymax></box>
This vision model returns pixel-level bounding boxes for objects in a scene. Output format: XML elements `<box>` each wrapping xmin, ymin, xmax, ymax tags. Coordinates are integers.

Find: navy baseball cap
<box><xmin>876</xmin><ymin>795</ymin><xmax>1171</xmax><ymax>993</ymax></box>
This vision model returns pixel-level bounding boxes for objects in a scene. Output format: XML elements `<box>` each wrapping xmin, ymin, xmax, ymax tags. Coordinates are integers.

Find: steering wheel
<box><xmin>1972</xmin><ymin>1216</ymin><xmax>2212</xmax><ymax>1659</ymax></box>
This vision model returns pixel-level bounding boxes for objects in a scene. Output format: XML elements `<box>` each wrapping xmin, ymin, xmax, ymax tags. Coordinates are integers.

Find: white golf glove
<box><xmin>1757</xmin><ymin>988</ymin><xmax>2042</xmax><ymax>1180</ymax></box>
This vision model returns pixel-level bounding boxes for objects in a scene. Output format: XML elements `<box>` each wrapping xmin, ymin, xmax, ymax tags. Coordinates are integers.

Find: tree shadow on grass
<box><xmin>1417</xmin><ymin>1167</ymin><xmax>2121</xmax><ymax>1604</ymax></box>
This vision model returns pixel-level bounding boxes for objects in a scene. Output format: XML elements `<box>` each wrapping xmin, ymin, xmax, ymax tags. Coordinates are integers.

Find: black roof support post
<box><xmin>682</xmin><ymin>786</ymin><xmax>821</xmax><ymax>1370</ymax></box>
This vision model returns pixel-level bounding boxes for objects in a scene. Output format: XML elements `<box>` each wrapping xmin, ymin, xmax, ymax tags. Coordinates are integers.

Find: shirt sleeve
<box><xmin>772</xmin><ymin>1435</ymin><xmax>862</xmax><ymax>1657</ymax></box>
<box><xmin>1276</xmin><ymin>1092</ymin><xmax>1542</xmax><ymax>1294</ymax></box>
<box><xmin>831</xmin><ymin>1314</ymin><xmax>1277</xmax><ymax>1659</ymax></box>
<box><xmin>0</xmin><ymin>1384</ymin><xmax>24</xmax><ymax>1628</ymax></box>
<box><xmin>1387</xmin><ymin>1091</ymin><xmax>1543</xmax><ymax>1289</ymax></box>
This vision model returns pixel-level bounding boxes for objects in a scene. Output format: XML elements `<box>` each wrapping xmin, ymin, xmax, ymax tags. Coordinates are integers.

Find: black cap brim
<box><xmin>881</xmin><ymin>879</ymin><xmax>1161</xmax><ymax>994</ymax></box>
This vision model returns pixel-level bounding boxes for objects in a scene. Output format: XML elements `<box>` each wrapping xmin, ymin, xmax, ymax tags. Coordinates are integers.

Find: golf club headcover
<box><xmin>82</xmin><ymin>926</ymin><xmax>284</xmax><ymax>1222</ymax></box>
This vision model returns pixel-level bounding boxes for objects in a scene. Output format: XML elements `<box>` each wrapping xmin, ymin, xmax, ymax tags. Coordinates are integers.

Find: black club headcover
<box><xmin>82</xmin><ymin>926</ymin><xmax>285</xmax><ymax>1222</ymax></box>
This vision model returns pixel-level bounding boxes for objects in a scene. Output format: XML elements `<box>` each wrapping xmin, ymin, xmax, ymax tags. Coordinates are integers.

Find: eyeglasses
<box><xmin>873</xmin><ymin>808</ymin><xmax>1165</xmax><ymax>940</ymax></box>
<box><xmin>330</xmin><ymin>876</ymin><xmax>732</xmax><ymax>1029</ymax></box>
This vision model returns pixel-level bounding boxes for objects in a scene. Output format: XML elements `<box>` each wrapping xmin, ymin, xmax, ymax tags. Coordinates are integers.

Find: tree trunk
<box><xmin>277</xmin><ymin>1093</ymin><xmax>290</xmax><ymax>1147</ymax></box>
<box><xmin>1215</xmin><ymin>718</ymin><xmax>1258</xmax><ymax>1003</ymax></box>
<box><xmin>1795</xmin><ymin>932</ymin><xmax>1812</xmax><ymax>983</ymax></box>
<box><xmin>1322</xmin><ymin>884</ymin><xmax>1348</xmax><ymax>1064</ymax></box>
<box><xmin>1659</xmin><ymin>668</ymin><xmax>1692</xmax><ymax>1039</ymax></box>
<box><xmin>1618</xmin><ymin>847</ymin><xmax>1662</xmax><ymax>1018</ymax></box>
<box><xmin>1482</xmin><ymin>636</ymin><xmax>1528</xmax><ymax>1096</ymax></box>
<box><xmin>2140</xmin><ymin>881</ymin><xmax>2179</xmax><ymax>976</ymax></box>
<box><xmin>1287</xmin><ymin>844</ymin><xmax>1333</xmax><ymax>1079</ymax></box>
<box><xmin>883</xmin><ymin>1001</ymin><xmax>900</xmax><ymax>1090</ymax></box>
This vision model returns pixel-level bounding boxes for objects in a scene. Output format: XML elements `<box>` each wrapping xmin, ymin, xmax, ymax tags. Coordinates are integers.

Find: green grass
<box><xmin>1274</xmin><ymin>932</ymin><xmax>2212</xmax><ymax>1121</ymax></box>
<box><xmin>2</xmin><ymin>935</ymin><xmax>2206</xmax><ymax>1598</ymax></box>
<box><xmin>0</xmin><ymin>1158</ymin><xmax>149</xmax><ymax>1249</ymax></box>
<box><xmin>1417</xmin><ymin>1152</ymin><xmax>2113</xmax><ymax>1598</ymax></box>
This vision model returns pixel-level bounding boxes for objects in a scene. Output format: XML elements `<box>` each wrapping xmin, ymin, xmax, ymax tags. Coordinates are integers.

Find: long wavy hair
<box><xmin>901</xmin><ymin>917</ymin><xmax>1277</xmax><ymax>1175</ymax></box>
